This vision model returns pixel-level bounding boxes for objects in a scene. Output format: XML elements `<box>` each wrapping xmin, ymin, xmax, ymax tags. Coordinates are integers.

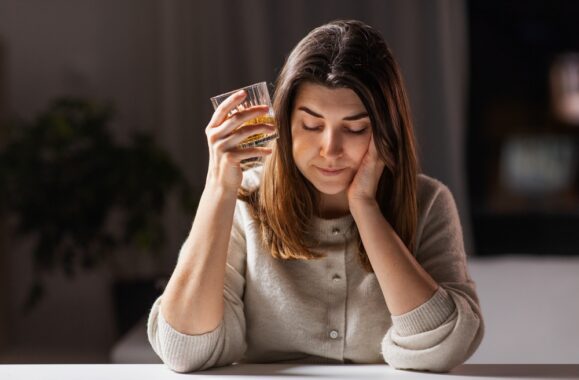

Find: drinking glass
<box><xmin>210</xmin><ymin>82</ymin><xmax>278</xmax><ymax>169</ymax></box>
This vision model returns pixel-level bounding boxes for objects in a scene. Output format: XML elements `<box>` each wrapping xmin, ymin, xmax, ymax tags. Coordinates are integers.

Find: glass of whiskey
<box><xmin>210</xmin><ymin>82</ymin><xmax>278</xmax><ymax>169</ymax></box>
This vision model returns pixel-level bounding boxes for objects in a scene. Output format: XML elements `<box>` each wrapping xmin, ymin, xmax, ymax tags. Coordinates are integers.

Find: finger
<box><xmin>228</xmin><ymin>146</ymin><xmax>273</xmax><ymax>163</ymax></box>
<box><xmin>208</xmin><ymin>90</ymin><xmax>247</xmax><ymax>128</ymax></box>
<box><xmin>216</xmin><ymin>105</ymin><xmax>270</xmax><ymax>137</ymax></box>
<box><xmin>225</xmin><ymin>123</ymin><xmax>277</xmax><ymax>148</ymax></box>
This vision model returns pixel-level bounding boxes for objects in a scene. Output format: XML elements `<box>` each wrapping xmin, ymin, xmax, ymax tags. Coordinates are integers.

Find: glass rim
<box><xmin>210</xmin><ymin>81</ymin><xmax>269</xmax><ymax>103</ymax></box>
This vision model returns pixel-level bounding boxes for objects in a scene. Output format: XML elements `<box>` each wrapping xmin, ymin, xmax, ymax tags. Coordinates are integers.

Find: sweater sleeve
<box><xmin>381</xmin><ymin>182</ymin><xmax>484</xmax><ymax>372</ymax></box>
<box><xmin>146</xmin><ymin>202</ymin><xmax>248</xmax><ymax>373</ymax></box>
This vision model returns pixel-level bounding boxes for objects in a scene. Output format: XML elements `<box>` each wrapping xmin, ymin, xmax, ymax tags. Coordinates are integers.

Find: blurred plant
<box><xmin>0</xmin><ymin>97</ymin><xmax>197</xmax><ymax>312</ymax></box>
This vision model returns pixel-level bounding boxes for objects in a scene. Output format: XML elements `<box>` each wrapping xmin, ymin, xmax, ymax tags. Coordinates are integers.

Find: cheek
<box><xmin>349</xmin><ymin>136</ymin><xmax>372</xmax><ymax>165</ymax></box>
<box><xmin>291</xmin><ymin>131</ymin><xmax>316</xmax><ymax>162</ymax></box>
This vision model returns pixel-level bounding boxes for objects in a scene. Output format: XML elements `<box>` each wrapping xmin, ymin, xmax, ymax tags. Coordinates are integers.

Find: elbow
<box><xmin>153</xmin><ymin>334</ymin><xmax>227</xmax><ymax>373</ymax></box>
<box><xmin>153</xmin><ymin>329</ymin><xmax>246</xmax><ymax>374</ymax></box>
<box><xmin>147</xmin><ymin>295</ymin><xmax>247</xmax><ymax>373</ymax></box>
<box><xmin>385</xmin><ymin>353</ymin><xmax>462</xmax><ymax>373</ymax></box>
<box><xmin>152</xmin><ymin>340</ymin><xmax>214</xmax><ymax>373</ymax></box>
<box><xmin>161</xmin><ymin>348</ymin><xmax>242</xmax><ymax>373</ymax></box>
<box><xmin>160</xmin><ymin>354</ymin><xmax>221</xmax><ymax>373</ymax></box>
<box><xmin>146</xmin><ymin>301</ymin><xmax>226</xmax><ymax>373</ymax></box>
<box><xmin>384</xmin><ymin>342</ymin><xmax>472</xmax><ymax>373</ymax></box>
<box><xmin>383</xmin><ymin>313</ymin><xmax>484</xmax><ymax>373</ymax></box>
<box><xmin>163</xmin><ymin>359</ymin><xmax>202</xmax><ymax>374</ymax></box>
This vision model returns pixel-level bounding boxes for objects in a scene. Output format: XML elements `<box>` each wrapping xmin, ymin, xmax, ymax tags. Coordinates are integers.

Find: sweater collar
<box><xmin>310</xmin><ymin>213</ymin><xmax>356</xmax><ymax>244</ymax></box>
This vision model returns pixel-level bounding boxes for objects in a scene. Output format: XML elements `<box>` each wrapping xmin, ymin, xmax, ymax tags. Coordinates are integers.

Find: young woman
<box><xmin>147</xmin><ymin>19</ymin><xmax>483</xmax><ymax>373</ymax></box>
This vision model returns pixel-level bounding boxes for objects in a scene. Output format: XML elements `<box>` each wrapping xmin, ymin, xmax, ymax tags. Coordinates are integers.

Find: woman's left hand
<box><xmin>347</xmin><ymin>135</ymin><xmax>386</xmax><ymax>208</ymax></box>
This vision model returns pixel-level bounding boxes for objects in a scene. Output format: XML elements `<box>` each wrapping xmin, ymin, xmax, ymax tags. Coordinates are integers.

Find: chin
<box><xmin>309</xmin><ymin>179</ymin><xmax>348</xmax><ymax>195</ymax></box>
<box><xmin>298</xmin><ymin>165</ymin><xmax>353</xmax><ymax>195</ymax></box>
<box><xmin>316</xmin><ymin>186</ymin><xmax>346</xmax><ymax>196</ymax></box>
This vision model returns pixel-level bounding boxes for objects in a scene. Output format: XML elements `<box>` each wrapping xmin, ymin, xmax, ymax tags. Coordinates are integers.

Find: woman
<box><xmin>147</xmin><ymin>19</ymin><xmax>483</xmax><ymax>373</ymax></box>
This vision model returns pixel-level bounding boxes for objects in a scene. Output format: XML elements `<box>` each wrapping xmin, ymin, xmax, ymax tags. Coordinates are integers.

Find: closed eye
<box><xmin>303</xmin><ymin>124</ymin><xmax>369</xmax><ymax>135</ymax></box>
<box><xmin>349</xmin><ymin>128</ymin><xmax>368</xmax><ymax>134</ymax></box>
<box><xmin>303</xmin><ymin>124</ymin><xmax>322</xmax><ymax>131</ymax></box>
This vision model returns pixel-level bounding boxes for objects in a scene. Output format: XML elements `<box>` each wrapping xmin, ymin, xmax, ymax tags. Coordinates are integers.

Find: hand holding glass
<box><xmin>210</xmin><ymin>82</ymin><xmax>278</xmax><ymax>168</ymax></box>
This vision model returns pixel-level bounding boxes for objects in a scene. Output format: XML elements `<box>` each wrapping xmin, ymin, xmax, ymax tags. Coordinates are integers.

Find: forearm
<box><xmin>161</xmin><ymin>183</ymin><xmax>238</xmax><ymax>335</ymax></box>
<box><xmin>351</xmin><ymin>200</ymin><xmax>438</xmax><ymax>316</ymax></box>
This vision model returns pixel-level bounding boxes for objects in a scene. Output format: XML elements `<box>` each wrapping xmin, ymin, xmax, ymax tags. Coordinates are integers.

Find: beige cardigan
<box><xmin>147</xmin><ymin>168</ymin><xmax>484</xmax><ymax>373</ymax></box>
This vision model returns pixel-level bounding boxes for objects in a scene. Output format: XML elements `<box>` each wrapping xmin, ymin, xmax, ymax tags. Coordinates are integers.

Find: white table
<box><xmin>0</xmin><ymin>364</ymin><xmax>578</xmax><ymax>380</ymax></box>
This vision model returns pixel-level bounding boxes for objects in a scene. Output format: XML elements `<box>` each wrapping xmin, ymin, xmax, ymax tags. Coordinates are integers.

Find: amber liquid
<box><xmin>236</xmin><ymin>114</ymin><xmax>278</xmax><ymax>149</ymax></box>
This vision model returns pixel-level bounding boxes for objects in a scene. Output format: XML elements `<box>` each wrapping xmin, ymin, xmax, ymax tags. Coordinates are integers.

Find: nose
<box><xmin>320</xmin><ymin>129</ymin><xmax>343</xmax><ymax>159</ymax></box>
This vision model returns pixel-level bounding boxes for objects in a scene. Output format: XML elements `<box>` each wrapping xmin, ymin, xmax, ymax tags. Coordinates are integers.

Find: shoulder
<box><xmin>417</xmin><ymin>173</ymin><xmax>451</xmax><ymax>206</ymax></box>
<box><xmin>416</xmin><ymin>173</ymin><xmax>460</xmax><ymax>230</ymax></box>
<box><xmin>413</xmin><ymin>175</ymin><xmax>468</xmax><ymax>278</ymax></box>
<box><xmin>415</xmin><ymin>174</ymin><xmax>463</xmax><ymax>254</ymax></box>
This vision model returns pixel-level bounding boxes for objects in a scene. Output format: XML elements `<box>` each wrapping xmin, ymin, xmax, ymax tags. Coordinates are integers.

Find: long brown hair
<box><xmin>239</xmin><ymin>20</ymin><xmax>419</xmax><ymax>272</ymax></box>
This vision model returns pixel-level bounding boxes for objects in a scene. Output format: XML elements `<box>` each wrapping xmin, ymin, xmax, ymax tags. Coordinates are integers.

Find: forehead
<box><xmin>293</xmin><ymin>82</ymin><xmax>366</xmax><ymax>112</ymax></box>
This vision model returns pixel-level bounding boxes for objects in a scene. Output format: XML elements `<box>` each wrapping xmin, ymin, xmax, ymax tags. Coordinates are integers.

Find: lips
<box><xmin>315</xmin><ymin>166</ymin><xmax>346</xmax><ymax>176</ymax></box>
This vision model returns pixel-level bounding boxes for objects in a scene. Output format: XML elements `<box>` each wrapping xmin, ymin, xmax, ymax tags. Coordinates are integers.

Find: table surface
<box><xmin>1</xmin><ymin>363</ymin><xmax>578</xmax><ymax>380</ymax></box>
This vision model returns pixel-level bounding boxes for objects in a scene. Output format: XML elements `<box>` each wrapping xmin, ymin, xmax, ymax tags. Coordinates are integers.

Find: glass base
<box><xmin>240</xmin><ymin>156</ymin><xmax>263</xmax><ymax>171</ymax></box>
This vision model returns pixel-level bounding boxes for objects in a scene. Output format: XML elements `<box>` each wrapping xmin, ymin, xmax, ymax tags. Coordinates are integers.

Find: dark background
<box><xmin>467</xmin><ymin>0</ymin><xmax>579</xmax><ymax>255</ymax></box>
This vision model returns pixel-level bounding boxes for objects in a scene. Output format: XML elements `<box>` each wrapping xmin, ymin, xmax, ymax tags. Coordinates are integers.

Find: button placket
<box><xmin>325</xmin><ymin>238</ymin><xmax>347</xmax><ymax>361</ymax></box>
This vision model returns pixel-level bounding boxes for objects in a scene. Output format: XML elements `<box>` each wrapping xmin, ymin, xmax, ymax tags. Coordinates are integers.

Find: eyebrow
<box><xmin>297</xmin><ymin>106</ymin><xmax>369</xmax><ymax>121</ymax></box>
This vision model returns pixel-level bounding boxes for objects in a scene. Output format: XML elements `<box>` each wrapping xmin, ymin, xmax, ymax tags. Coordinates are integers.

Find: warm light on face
<box><xmin>291</xmin><ymin>82</ymin><xmax>372</xmax><ymax>196</ymax></box>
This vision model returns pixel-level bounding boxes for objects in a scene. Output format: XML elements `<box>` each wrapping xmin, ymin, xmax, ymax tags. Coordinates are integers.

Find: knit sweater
<box><xmin>147</xmin><ymin>168</ymin><xmax>484</xmax><ymax>373</ymax></box>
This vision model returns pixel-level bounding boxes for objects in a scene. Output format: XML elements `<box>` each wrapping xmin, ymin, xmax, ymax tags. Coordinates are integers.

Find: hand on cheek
<box><xmin>347</xmin><ymin>135</ymin><xmax>385</xmax><ymax>206</ymax></box>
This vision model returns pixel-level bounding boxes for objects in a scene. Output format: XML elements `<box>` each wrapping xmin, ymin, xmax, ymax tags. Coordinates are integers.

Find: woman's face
<box><xmin>291</xmin><ymin>82</ymin><xmax>372</xmax><ymax>196</ymax></box>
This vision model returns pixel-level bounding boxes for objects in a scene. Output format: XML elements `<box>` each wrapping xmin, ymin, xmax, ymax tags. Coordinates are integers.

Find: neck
<box><xmin>317</xmin><ymin>191</ymin><xmax>350</xmax><ymax>219</ymax></box>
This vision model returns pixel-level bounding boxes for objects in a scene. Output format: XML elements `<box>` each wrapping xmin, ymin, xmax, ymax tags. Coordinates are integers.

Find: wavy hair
<box><xmin>239</xmin><ymin>20</ymin><xmax>419</xmax><ymax>271</ymax></box>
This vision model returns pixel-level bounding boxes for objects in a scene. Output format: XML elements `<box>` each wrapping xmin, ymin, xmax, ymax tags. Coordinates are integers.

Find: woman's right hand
<box><xmin>205</xmin><ymin>90</ymin><xmax>276</xmax><ymax>193</ymax></box>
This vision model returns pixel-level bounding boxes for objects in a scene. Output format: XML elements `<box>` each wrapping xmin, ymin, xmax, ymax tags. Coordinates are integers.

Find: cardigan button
<box><xmin>329</xmin><ymin>330</ymin><xmax>339</xmax><ymax>339</ymax></box>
